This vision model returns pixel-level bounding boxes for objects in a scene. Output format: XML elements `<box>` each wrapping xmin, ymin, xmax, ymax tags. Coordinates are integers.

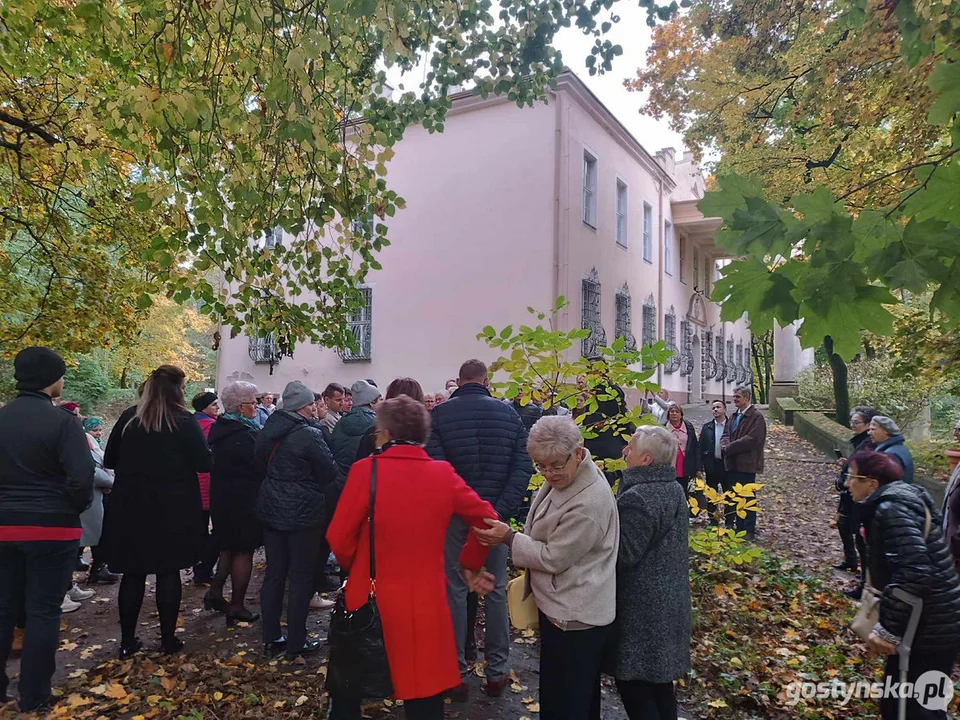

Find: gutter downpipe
<box><xmin>657</xmin><ymin>176</ymin><xmax>665</xmax><ymax>390</ymax></box>
<box><xmin>552</xmin><ymin>90</ymin><xmax>570</xmax><ymax>334</ymax></box>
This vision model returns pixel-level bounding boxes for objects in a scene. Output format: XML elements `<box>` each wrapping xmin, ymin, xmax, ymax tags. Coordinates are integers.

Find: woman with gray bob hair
<box><xmin>868</xmin><ymin>415</ymin><xmax>915</xmax><ymax>483</ymax></box>
<box><xmin>204</xmin><ymin>380</ymin><xmax>265</xmax><ymax>625</ymax></box>
<box><xmin>474</xmin><ymin>415</ymin><xmax>619</xmax><ymax>719</ymax></box>
<box><xmin>604</xmin><ymin>424</ymin><xmax>691</xmax><ymax>719</ymax></box>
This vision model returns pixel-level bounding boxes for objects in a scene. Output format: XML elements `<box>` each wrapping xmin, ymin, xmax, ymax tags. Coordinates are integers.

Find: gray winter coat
<box><xmin>80</xmin><ymin>438</ymin><xmax>113</xmax><ymax>546</ymax></box>
<box><xmin>606</xmin><ymin>462</ymin><xmax>691</xmax><ymax>683</ymax></box>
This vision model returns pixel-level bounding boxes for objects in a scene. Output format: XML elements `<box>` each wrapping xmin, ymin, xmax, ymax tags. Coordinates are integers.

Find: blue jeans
<box><xmin>444</xmin><ymin>517</ymin><xmax>509</xmax><ymax>681</ymax></box>
<box><xmin>728</xmin><ymin>470</ymin><xmax>758</xmax><ymax>534</ymax></box>
<box><xmin>0</xmin><ymin>539</ymin><xmax>79</xmax><ymax>711</ymax></box>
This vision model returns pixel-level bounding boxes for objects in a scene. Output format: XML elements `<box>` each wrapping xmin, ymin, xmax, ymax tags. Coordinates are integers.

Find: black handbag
<box><xmin>326</xmin><ymin>458</ymin><xmax>394</xmax><ymax>699</ymax></box>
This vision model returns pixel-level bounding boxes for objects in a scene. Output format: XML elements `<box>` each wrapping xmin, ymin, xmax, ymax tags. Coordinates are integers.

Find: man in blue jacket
<box><xmin>427</xmin><ymin>359</ymin><xmax>533</xmax><ymax>700</ymax></box>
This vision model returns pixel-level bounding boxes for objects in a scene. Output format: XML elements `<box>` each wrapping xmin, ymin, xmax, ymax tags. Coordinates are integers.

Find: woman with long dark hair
<box><xmin>100</xmin><ymin>365</ymin><xmax>212</xmax><ymax>657</ymax></box>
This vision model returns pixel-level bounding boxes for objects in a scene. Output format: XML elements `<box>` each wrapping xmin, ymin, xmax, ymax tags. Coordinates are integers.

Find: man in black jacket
<box><xmin>427</xmin><ymin>359</ymin><xmax>533</xmax><ymax>700</ymax></box>
<box><xmin>699</xmin><ymin>400</ymin><xmax>735</xmax><ymax>528</ymax></box>
<box><xmin>0</xmin><ymin>347</ymin><xmax>94</xmax><ymax>712</ymax></box>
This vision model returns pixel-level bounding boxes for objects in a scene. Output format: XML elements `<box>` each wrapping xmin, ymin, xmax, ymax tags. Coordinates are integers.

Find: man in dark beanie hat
<box><xmin>0</xmin><ymin>347</ymin><xmax>94</xmax><ymax>712</ymax></box>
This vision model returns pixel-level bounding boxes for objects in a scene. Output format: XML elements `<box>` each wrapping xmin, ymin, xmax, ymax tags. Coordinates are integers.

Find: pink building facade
<box><xmin>217</xmin><ymin>71</ymin><xmax>752</xmax><ymax>403</ymax></box>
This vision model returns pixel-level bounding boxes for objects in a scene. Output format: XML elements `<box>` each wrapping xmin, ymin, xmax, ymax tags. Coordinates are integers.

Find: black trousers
<box><xmin>193</xmin><ymin>510</ymin><xmax>219</xmax><ymax>581</ymax></box>
<box><xmin>261</xmin><ymin>525</ymin><xmax>324</xmax><ymax>650</ymax></box>
<box><xmin>329</xmin><ymin>693</ymin><xmax>444</xmax><ymax>720</ymax></box>
<box><xmin>616</xmin><ymin>678</ymin><xmax>678</xmax><ymax>720</ymax></box>
<box><xmin>0</xmin><ymin>539</ymin><xmax>78</xmax><ymax>712</ymax></box>
<box><xmin>706</xmin><ymin>466</ymin><xmax>736</xmax><ymax>528</ymax></box>
<box><xmin>538</xmin><ymin>611</ymin><xmax>610</xmax><ymax>720</ymax></box>
<box><xmin>728</xmin><ymin>470</ymin><xmax>758</xmax><ymax>533</ymax></box>
<box><xmin>118</xmin><ymin>571</ymin><xmax>181</xmax><ymax>646</ymax></box>
<box><xmin>880</xmin><ymin>650</ymin><xmax>958</xmax><ymax>720</ymax></box>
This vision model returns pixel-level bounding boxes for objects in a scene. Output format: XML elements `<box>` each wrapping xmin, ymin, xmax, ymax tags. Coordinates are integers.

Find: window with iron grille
<box><xmin>249</xmin><ymin>332</ymin><xmax>281</xmax><ymax>365</ymax></box>
<box><xmin>615</xmin><ymin>180</ymin><xmax>628</xmax><ymax>248</ymax></box>
<box><xmin>614</xmin><ymin>285</ymin><xmax>635</xmax><ymax>350</ymax></box>
<box><xmin>737</xmin><ymin>340</ymin><xmax>746</xmax><ymax>382</ymax></box>
<box><xmin>643</xmin><ymin>203</ymin><xmax>653</xmax><ymax>263</ymax></box>
<box><xmin>704</xmin><ymin>256</ymin><xmax>711</xmax><ymax>296</ymax></box>
<box><xmin>581</xmin><ymin>269</ymin><xmax>605</xmax><ymax>357</ymax></box>
<box><xmin>340</xmin><ymin>287</ymin><xmax>373</xmax><ymax>362</ymax></box>
<box><xmin>583</xmin><ymin>151</ymin><xmax>598</xmax><ymax>228</ymax></box>
<box><xmin>726</xmin><ymin>338</ymin><xmax>735</xmax><ymax>383</ymax></box>
<box><xmin>264</xmin><ymin>226</ymin><xmax>282</xmax><ymax>250</ymax></box>
<box><xmin>664</xmin><ymin>307</ymin><xmax>680</xmax><ymax>373</ymax></box>
<box><xmin>679</xmin><ymin>319</ymin><xmax>693</xmax><ymax>376</ymax></box>
<box><xmin>715</xmin><ymin>335</ymin><xmax>726</xmax><ymax>380</ymax></box>
<box><xmin>679</xmin><ymin>236</ymin><xmax>686</xmax><ymax>283</ymax></box>
<box><xmin>704</xmin><ymin>329</ymin><xmax>717</xmax><ymax>379</ymax></box>
<box><xmin>642</xmin><ymin>295</ymin><xmax>656</xmax><ymax>369</ymax></box>
<box><xmin>350</xmin><ymin>213</ymin><xmax>375</xmax><ymax>238</ymax></box>
<box><xmin>693</xmin><ymin>247</ymin><xmax>700</xmax><ymax>290</ymax></box>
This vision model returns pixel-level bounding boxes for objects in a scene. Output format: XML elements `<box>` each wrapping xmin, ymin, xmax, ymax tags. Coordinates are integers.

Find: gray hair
<box><xmin>527</xmin><ymin>416</ymin><xmax>583</xmax><ymax>460</ymax></box>
<box><xmin>220</xmin><ymin>381</ymin><xmax>259</xmax><ymax>414</ymax></box>
<box><xmin>733</xmin><ymin>384</ymin><xmax>752</xmax><ymax>399</ymax></box>
<box><xmin>629</xmin><ymin>425</ymin><xmax>678</xmax><ymax>466</ymax></box>
<box><xmin>871</xmin><ymin>415</ymin><xmax>901</xmax><ymax>436</ymax></box>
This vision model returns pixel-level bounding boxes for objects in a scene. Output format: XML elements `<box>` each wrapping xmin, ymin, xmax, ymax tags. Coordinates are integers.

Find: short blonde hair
<box><xmin>528</xmin><ymin>416</ymin><xmax>582</xmax><ymax>459</ymax></box>
<box><xmin>629</xmin><ymin>425</ymin><xmax>677</xmax><ymax>466</ymax></box>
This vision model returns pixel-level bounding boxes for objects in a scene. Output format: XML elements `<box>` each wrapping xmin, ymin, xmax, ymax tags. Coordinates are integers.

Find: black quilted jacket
<box><xmin>861</xmin><ymin>481</ymin><xmax>960</xmax><ymax>652</ymax></box>
<box><xmin>254</xmin><ymin>410</ymin><xmax>337</xmax><ymax>532</ymax></box>
<box><xmin>426</xmin><ymin>383</ymin><xmax>533</xmax><ymax>521</ymax></box>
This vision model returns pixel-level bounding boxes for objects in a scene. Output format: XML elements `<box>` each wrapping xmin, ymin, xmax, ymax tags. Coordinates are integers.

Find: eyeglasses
<box><xmin>238</xmin><ymin>401</ymin><xmax>257</xmax><ymax>408</ymax></box>
<box><xmin>847</xmin><ymin>473</ymin><xmax>872</xmax><ymax>482</ymax></box>
<box><xmin>534</xmin><ymin>454</ymin><xmax>572</xmax><ymax>475</ymax></box>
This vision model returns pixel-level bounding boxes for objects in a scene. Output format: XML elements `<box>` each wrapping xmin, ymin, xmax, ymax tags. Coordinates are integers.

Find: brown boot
<box><xmin>10</xmin><ymin>627</ymin><xmax>24</xmax><ymax>657</ymax></box>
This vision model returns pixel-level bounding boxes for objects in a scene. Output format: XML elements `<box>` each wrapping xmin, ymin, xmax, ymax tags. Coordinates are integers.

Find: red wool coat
<box><xmin>327</xmin><ymin>445</ymin><xmax>496</xmax><ymax>701</ymax></box>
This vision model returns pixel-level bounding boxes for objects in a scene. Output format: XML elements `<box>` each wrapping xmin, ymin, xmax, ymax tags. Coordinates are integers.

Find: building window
<box><xmin>664</xmin><ymin>307</ymin><xmax>680</xmax><ymax>374</ymax></box>
<box><xmin>704</xmin><ymin>256</ymin><xmax>711</xmax><ymax>296</ymax></box>
<box><xmin>350</xmin><ymin>212</ymin><xmax>375</xmax><ymax>238</ymax></box>
<box><xmin>614</xmin><ymin>284</ymin><xmax>636</xmax><ymax>350</ymax></box>
<box><xmin>642</xmin><ymin>295</ymin><xmax>656</xmax><ymax>369</ymax></box>
<box><xmin>664</xmin><ymin>221</ymin><xmax>673</xmax><ymax>276</ymax></box>
<box><xmin>264</xmin><ymin>226</ymin><xmax>282</xmax><ymax>250</ymax></box>
<box><xmin>340</xmin><ymin>287</ymin><xmax>373</xmax><ymax>362</ymax></box>
<box><xmin>693</xmin><ymin>247</ymin><xmax>700</xmax><ymax>290</ymax></box>
<box><xmin>679</xmin><ymin>320</ymin><xmax>693</xmax><ymax>376</ymax></box>
<box><xmin>715</xmin><ymin>335</ymin><xmax>726</xmax><ymax>380</ymax></box>
<box><xmin>726</xmin><ymin>338</ymin><xmax>735</xmax><ymax>384</ymax></box>
<box><xmin>249</xmin><ymin>332</ymin><xmax>281</xmax><ymax>365</ymax></box>
<box><xmin>678</xmin><ymin>235</ymin><xmax>686</xmax><ymax>283</ymax></box>
<box><xmin>581</xmin><ymin>268</ymin><xmax>606</xmax><ymax>357</ymax></box>
<box><xmin>615</xmin><ymin>180</ymin><xmax>627</xmax><ymax>248</ymax></box>
<box><xmin>642</xmin><ymin>203</ymin><xmax>653</xmax><ymax>263</ymax></box>
<box><xmin>583</xmin><ymin>151</ymin><xmax>598</xmax><ymax>228</ymax></box>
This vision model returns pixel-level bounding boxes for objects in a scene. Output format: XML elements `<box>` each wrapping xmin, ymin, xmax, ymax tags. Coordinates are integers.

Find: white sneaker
<box><xmin>61</xmin><ymin>594</ymin><xmax>81</xmax><ymax>614</ymax></box>
<box><xmin>68</xmin><ymin>583</ymin><xmax>95</xmax><ymax>602</ymax></box>
<box><xmin>309</xmin><ymin>594</ymin><xmax>335</xmax><ymax>611</ymax></box>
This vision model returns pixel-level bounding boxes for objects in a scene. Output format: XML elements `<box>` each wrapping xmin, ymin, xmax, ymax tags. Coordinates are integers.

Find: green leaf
<box><xmin>711</xmin><ymin>258</ymin><xmax>799</xmax><ymax>334</ymax></box>
<box><xmin>903</xmin><ymin>159</ymin><xmax>960</xmax><ymax>227</ymax></box>
<box><xmin>927</xmin><ymin>60</ymin><xmax>960</xmax><ymax>125</ymax></box>
<box><xmin>790</xmin><ymin>186</ymin><xmax>843</xmax><ymax>225</ymax></box>
<box><xmin>349</xmin><ymin>0</ymin><xmax>378</xmax><ymax>17</ymax></box>
<box><xmin>728</xmin><ymin>196</ymin><xmax>789</xmax><ymax>256</ymax></box>
<box><xmin>698</xmin><ymin>174</ymin><xmax>765</xmax><ymax>221</ymax></box>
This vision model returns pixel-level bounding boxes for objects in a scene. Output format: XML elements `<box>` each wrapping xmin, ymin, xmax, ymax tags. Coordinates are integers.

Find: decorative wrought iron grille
<box><xmin>581</xmin><ymin>269</ymin><xmax>606</xmax><ymax>357</ymax></box>
<box><xmin>715</xmin><ymin>335</ymin><xmax>726</xmax><ymax>381</ymax></box>
<box><xmin>704</xmin><ymin>330</ymin><xmax>717</xmax><ymax>379</ymax></box>
<box><xmin>249</xmin><ymin>333</ymin><xmax>281</xmax><ymax>365</ymax></box>
<box><xmin>642</xmin><ymin>295</ymin><xmax>656</xmax><ymax>369</ymax></box>
<box><xmin>664</xmin><ymin>307</ymin><xmax>680</xmax><ymax>374</ymax></box>
<box><xmin>726</xmin><ymin>339</ymin><xmax>735</xmax><ymax>384</ymax></box>
<box><xmin>339</xmin><ymin>287</ymin><xmax>373</xmax><ymax>362</ymax></box>
<box><xmin>679</xmin><ymin>320</ymin><xmax>694</xmax><ymax>376</ymax></box>
<box><xmin>614</xmin><ymin>284</ymin><xmax>636</xmax><ymax>351</ymax></box>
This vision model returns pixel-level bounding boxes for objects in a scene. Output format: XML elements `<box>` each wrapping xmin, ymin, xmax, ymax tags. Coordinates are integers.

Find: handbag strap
<box><xmin>368</xmin><ymin>458</ymin><xmax>378</xmax><ymax>597</ymax></box>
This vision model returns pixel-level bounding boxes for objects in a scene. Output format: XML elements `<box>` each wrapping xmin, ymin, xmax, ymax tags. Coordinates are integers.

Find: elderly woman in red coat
<box><xmin>327</xmin><ymin>395</ymin><xmax>497</xmax><ymax>720</ymax></box>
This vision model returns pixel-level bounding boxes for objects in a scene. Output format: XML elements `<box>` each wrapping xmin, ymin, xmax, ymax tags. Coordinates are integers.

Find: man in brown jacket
<box><xmin>721</xmin><ymin>384</ymin><xmax>767</xmax><ymax>539</ymax></box>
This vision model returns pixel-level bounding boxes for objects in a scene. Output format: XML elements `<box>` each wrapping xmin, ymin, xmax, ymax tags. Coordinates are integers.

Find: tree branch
<box><xmin>0</xmin><ymin>110</ymin><xmax>61</xmax><ymax>145</ymax></box>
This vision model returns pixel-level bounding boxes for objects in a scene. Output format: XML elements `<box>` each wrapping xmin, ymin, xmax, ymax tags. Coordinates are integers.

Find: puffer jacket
<box><xmin>329</xmin><ymin>407</ymin><xmax>377</xmax><ymax>478</ymax></box>
<box><xmin>254</xmin><ymin>410</ymin><xmax>337</xmax><ymax>532</ymax></box>
<box><xmin>876</xmin><ymin>435</ymin><xmax>915</xmax><ymax>484</ymax></box>
<box><xmin>860</xmin><ymin>481</ymin><xmax>960</xmax><ymax>653</ymax></box>
<box><xmin>426</xmin><ymin>383</ymin><xmax>533</xmax><ymax>521</ymax></box>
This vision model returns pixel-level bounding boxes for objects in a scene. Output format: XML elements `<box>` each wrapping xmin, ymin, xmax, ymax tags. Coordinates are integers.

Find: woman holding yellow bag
<box><xmin>475</xmin><ymin>416</ymin><xmax>619</xmax><ymax>720</ymax></box>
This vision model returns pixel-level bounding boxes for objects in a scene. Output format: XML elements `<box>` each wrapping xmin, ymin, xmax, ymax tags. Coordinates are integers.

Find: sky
<box><xmin>552</xmin><ymin>4</ymin><xmax>687</xmax><ymax>157</ymax></box>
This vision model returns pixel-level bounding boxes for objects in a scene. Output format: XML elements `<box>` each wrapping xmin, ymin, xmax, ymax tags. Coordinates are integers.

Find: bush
<box><xmin>797</xmin><ymin>356</ymin><xmax>932</xmax><ymax>426</ymax></box>
<box><xmin>63</xmin><ymin>355</ymin><xmax>112</xmax><ymax>412</ymax></box>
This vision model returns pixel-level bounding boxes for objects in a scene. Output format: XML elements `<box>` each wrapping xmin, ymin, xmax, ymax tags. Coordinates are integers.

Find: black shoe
<box><xmin>844</xmin><ymin>587</ymin><xmax>863</xmax><ymax>601</ymax></box>
<box><xmin>76</xmin><ymin>558</ymin><xmax>90</xmax><ymax>572</ymax></box>
<box><xmin>833</xmin><ymin>560</ymin><xmax>858</xmax><ymax>572</ymax></box>
<box><xmin>445</xmin><ymin>682</ymin><xmax>469</xmax><ymax>703</ymax></box>
<box><xmin>203</xmin><ymin>589</ymin><xmax>229</xmax><ymax>613</ymax></box>
<box><xmin>284</xmin><ymin>639</ymin><xmax>322</xmax><ymax>660</ymax></box>
<box><xmin>119</xmin><ymin>637</ymin><xmax>143</xmax><ymax>659</ymax></box>
<box><xmin>160</xmin><ymin>637</ymin><xmax>184</xmax><ymax>655</ymax></box>
<box><xmin>226</xmin><ymin>608</ymin><xmax>261</xmax><ymax>627</ymax></box>
<box><xmin>264</xmin><ymin>638</ymin><xmax>288</xmax><ymax>658</ymax></box>
<box><xmin>192</xmin><ymin>575</ymin><xmax>212</xmax><ymax>587</ymax></box>
<box><xmin>88</xmin><ymin>564</ymin><xmax>120</xmax><ymax>584</ymax></box>
<box><xmin>18</xmin><ymin>698</ymin><xmax>53</xmax><ymax>714</ymax></box>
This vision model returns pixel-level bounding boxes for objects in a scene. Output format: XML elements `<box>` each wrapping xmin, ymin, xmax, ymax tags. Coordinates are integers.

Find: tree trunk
<box><xmin>119</xmin><ymin>364</ymin><xmax>129</xmax><ymax>389</ymax></box>
<box><xmin>823</xmin><ymin>335</ymin><xmax>849</xmax><ymax>424</ymax></box>
<box><xmin>750</xmin><ymin>331</ymin><xmax>773</xmax><ymax>404</ymax></box>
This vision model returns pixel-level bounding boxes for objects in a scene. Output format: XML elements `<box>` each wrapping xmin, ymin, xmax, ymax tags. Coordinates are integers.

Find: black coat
<box><xmin>698</xmin><ymin>419</ymin><xmax>728</xmax><ymax>476</ymax></box>
<box><xmin>100</xmin><ymin>406</ymin><xmax>211</xmax><ymax>574</ymax></box>
<box><xmin>0</xmin><ymin>392</ymin><xmax>94</xmax><ymax>533</ymax></box>
<box><xmin>209</xmin><ymin>417</ymin><xmax>264</xmax><ymax>552</ymax></box>
<box><xmin>255</xmin><ymin>410</ymin><xmax>337</xmax><ymax>532</ymax></box>
<box><xmin>860</xmin><ymin>482</ymin><xmax>960</xmax><ymax>653</ymax></box>
<box><xmin>425</xmin><ymin>383</ymin><xmax>533</xmax><ymax>521</ymax></box>
<box><xmin>512</xmin><ymin>400</ymin><xmax>543</xmax><ymax>432</ymax></box>
<box><xmin>836</xmin><ymin>432</ymin><xmax>872</xmax><ymax>514</ymax></box>
<box><xmin>582</xmin><ymin>384</ymin><xmax>630</xmax><ymax>467</ymax></box>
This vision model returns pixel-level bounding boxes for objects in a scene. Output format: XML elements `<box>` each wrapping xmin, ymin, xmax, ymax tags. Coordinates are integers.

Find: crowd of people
<box><xmin>2</xmin><ymin>344</ymin><xmax>959</xmax><ymax>720</ymax></box>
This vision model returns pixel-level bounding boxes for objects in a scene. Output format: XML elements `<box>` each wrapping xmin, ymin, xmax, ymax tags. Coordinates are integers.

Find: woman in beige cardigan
<box><xmin>475</xmin><ymin>416</ymin><xmax>619</xmax><ymax>720</ymax></box>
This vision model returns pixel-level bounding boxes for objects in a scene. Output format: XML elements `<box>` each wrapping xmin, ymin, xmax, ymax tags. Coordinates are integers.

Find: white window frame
<box><xmin>642</xmin><ymin>202</ymin><xmax>653</xmax><ymax>264</ymax></box>
<box><xmin>583</xmin><ymin>150</ymin><xmax>598</xmax><ymax>229</ymax></box>
<box><xmin>664</xmin><ymin>220</ymin><xmax>674</xmax><ymax>276</ymax></box>
<box><xmin>264</xmin><ymin>226</ymin><xmax>282</xmax><ymax>250</ymax></box>
<box><xmin>615</xmin><ymin>179</ymin><xmax>627</xmax><ymax>248</ymax></box>
<box><xmin>340</xmin><ymin>286</ymin><xmax>373</xmax><ymax>362</ymax></box>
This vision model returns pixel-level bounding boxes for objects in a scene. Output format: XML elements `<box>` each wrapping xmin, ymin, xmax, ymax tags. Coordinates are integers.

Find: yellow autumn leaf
<box><xmin>708</xmin><ymin>699</ymin><xmax>728</xmax><ymax>708</ymax></box>
<box><xmin>103</xmin><ymin>684</ymin><xmax>127</xmax><ymax>699</ymax></box>
<box><xmin>296</xmin><ymin>695</ymin><xmax>308</xmax><ymax>706</ymax></box>
<box><xmin>213</xmin><ymin>691</ymin><xmax>223</xmax><ymax>701</ymax></box>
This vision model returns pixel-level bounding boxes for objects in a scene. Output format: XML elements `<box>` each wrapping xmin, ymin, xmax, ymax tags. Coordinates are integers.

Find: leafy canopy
<box><xmin>0</xmin><ymin>0</ymin><xmax>632</xmax><ymax>359</ymax></box>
